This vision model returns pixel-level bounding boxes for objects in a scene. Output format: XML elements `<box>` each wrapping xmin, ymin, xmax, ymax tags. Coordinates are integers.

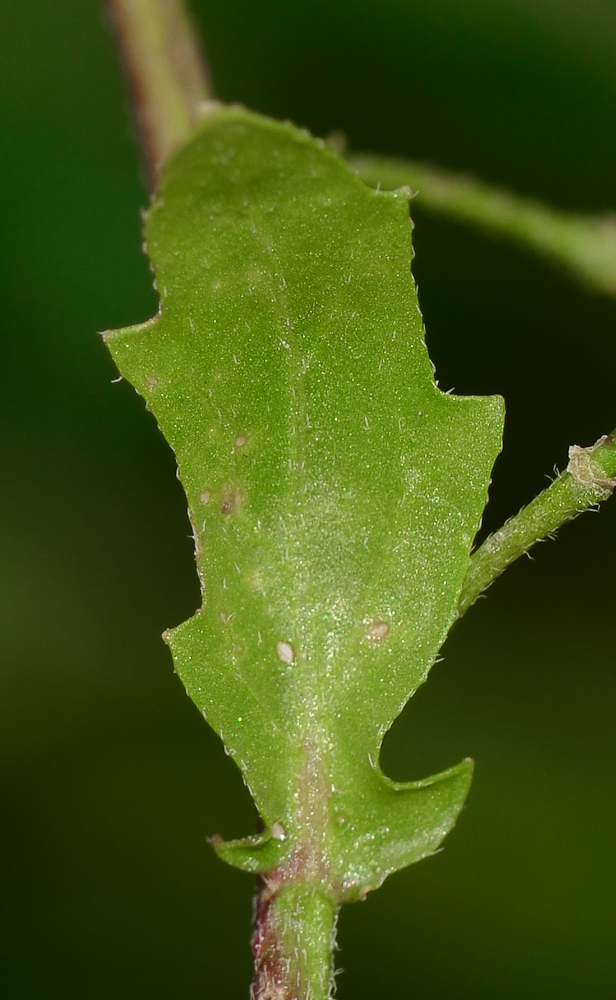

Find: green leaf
<box><xmin>104</xmin><ymin>106</ymin><xmax>504</xmax><ymax>902</ymax></box>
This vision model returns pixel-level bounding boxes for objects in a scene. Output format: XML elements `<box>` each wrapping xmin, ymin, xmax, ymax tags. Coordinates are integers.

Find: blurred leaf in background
<box><xmin>0</xmin><ymin>1</ymin><xmax>615</xmax><ymax>997</ymax></box>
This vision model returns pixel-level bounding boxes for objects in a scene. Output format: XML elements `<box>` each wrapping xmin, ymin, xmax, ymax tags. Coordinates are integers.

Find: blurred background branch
<box><xmin>106</xmin><ymin>0</ymin><xmax>212</xmax><ymax>181</ymax></box>
<box><xmin>350</xmin><ymin>153</ymin><xmax>616</xmax><ymax>296</ymax></box>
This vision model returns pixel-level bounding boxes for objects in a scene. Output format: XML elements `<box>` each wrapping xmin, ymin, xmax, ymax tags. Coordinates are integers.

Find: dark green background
<box><xmin>1</xmin><ymin>1</ymin><xmax>615</xmax><ymax>996</ymax></box>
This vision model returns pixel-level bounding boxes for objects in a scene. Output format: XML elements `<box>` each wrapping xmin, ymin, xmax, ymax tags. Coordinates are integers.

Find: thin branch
<box><xmin>458</xmin><ymin>431</ymin><xmax>616</xmax><ymax>617</ymax></box>
<box><xmin>348</xmin><ymin>153</ymin><xmax>616</xmax><ymax>297</ymax></box>
<box><xmin>106</xmin><ymin>0</ymin><xmax>214</xmax><ymax>185</ymax></box>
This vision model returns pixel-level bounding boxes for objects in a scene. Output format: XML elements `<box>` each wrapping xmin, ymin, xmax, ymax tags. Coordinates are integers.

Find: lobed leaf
<box><xmin>105</xmin><ymin>106</ymin><xmax>504</xmax><ymax>900</ymax></box>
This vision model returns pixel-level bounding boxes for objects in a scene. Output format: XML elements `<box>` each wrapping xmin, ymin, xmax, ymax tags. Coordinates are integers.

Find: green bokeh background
<box><xmin>1</xmin><ymin>1</ymin><xmax>615</xmax><ymax>996</ymax></box>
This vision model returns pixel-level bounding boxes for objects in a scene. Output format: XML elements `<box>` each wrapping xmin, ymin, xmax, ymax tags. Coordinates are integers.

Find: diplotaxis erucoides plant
<box><xmin>106</xmin><ymin>2</ymin><xmax>616</xmax><ymax>996</ymax></box>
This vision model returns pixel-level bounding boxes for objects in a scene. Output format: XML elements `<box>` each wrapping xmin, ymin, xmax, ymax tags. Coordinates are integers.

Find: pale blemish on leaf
<box><xmin>220</xmin><ymin>485</ymin><xmax>242</xmax><ymax>515</ymax></box>
<box><xmin>366</xmin><ymin>621</ymin><xmax>390</xmax><ymax>642</ymax></box>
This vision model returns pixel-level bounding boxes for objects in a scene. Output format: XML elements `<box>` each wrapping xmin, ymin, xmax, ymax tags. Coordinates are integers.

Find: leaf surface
<box><xmin>105</xmin><ymin>107</ymin><xmax>504</xmax><ymax>900</ymax></box>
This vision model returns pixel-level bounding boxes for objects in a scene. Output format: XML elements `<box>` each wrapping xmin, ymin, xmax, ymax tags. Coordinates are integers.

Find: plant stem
<box><xmin>348</xmin><ymin>153</ymin><xmax>616</xmax><ymax>296</ymax></box>
<box><xmin>251</xmin><ymin>878</ymin><xmax>337</xmax><ymax>1000</ymax></box>
<box><xmin>106</xmin><ymin>0</ymin><xmax>213</xmax><ymax>183</ymax></box>
<box><xmin>458</xmin><ymin>432</ymin><xmax>616</xmax><ymax>616</ymax></box>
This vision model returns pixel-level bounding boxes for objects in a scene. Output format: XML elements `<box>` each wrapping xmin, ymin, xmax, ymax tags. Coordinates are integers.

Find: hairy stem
<box><xmin>106</xmin><ymin>0</ymin><xmax>213</xmax><ymax>182</ymax></box>
<box><xmin>251</xmin><ymin>878</ymin><xmax>337</xmax><ymax>1000</ymax></box>
<box><xmin>348</xmin><ymin>153</ymin><xmax>616</xmax><ymax>296</ymax></box>
<box><xmin>458</xmin><ymin>431</ymin><xmax>616</xmax><ymax>616</ymax></box>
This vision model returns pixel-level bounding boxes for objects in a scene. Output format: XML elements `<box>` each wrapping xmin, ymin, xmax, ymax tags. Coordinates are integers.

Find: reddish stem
<box><xmin>106</xmin><ymin>0</ymin><xmax>213</xmax><ymax>185</ymax></box>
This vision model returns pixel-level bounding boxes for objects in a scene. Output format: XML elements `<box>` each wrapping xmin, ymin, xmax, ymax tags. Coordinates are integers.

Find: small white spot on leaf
<box><xmin>276</xmin><ymin>641</ymin><xmax>295</xmax><ymax>664</ymax></box>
